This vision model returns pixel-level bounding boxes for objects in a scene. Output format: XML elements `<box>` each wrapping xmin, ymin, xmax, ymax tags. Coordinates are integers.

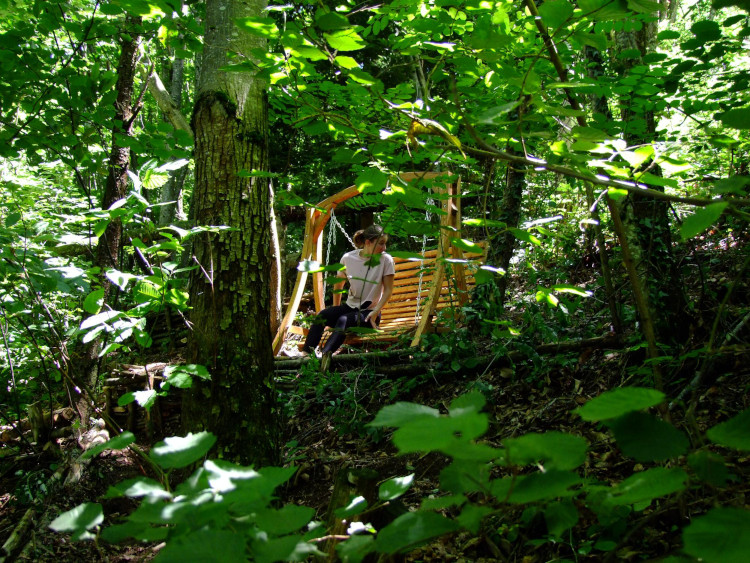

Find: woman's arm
<box><xmin>332</xmin><ymin>271</ymin><xmax>348</xmax><ymax>306</ymax></box>
<box><xmin>365</xmin><ymin>273</ymin><xmax>394</xmax><ymax>327</ymax></box>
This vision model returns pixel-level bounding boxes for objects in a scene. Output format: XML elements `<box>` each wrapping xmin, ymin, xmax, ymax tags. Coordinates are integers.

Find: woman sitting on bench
<box><xmin>293</xmin><ymin>224</ymin><xmax>395</xmax><ymax>360</ymax></box>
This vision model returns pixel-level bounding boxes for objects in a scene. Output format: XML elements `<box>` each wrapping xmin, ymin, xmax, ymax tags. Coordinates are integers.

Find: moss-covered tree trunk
<box><xmin>495</xmin><ymin>156</ymin><xmax>527</xmax><ymax>307</ymax></box>
<box><xmin>614</xmin><ymin>23</ymin><xmax>689</xmax><ymax>346</ymax></box>
<box><xmin>182</xmin><ymin>0</ymin><xmax>278</xmax><ymax>467</ymax></box>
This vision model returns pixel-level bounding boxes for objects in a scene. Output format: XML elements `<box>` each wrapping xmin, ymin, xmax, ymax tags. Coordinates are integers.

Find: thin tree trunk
<box><xmin>496</xmin><ymin>156</ymin><xmax>527</xmax><ymax>307</ymax></box>
<box><xmin>70</xmin><ymin>18</ymin><xmax>141</xmax><ymax>426</ymax></box>
<box><xmin>159</xmin><ymin>57</ymin><xmax>189</xmax><ymax>226</ymax></box>
<box><xmin>270</xmin><ymin>185</ymin><xmax>282</xmax><ymax>335</ymax></box>
<box><xmin>182</xmin><ymin>0</ymin><xmax>278</xmax><ymax>467</ymax></box>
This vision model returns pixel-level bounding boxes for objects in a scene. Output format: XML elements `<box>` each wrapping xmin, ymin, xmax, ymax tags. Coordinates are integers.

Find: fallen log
<box><xmin>274</xmin><ymin>335</ymin><xmax>623</xmax><ymax>372</ymax></box>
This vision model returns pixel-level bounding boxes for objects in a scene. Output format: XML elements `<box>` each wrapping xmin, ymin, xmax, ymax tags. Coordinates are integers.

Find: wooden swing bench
<box><xmin>272</xmin><ymin>172</ymin><xmax>488</xmax><ymax>356</ymax></box>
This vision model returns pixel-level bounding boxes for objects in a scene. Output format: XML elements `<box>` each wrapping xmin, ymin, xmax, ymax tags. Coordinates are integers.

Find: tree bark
<box><xmin>495</xmin><ymin>156</ymin><xmax>527</xmax><ymax>307</ymax></box>
<box><xmin>70</xmin><ymin>18</ymin><xmax>141</xmax><ymax>425</ymax></box>
<box><xmin>613</xmin><ymin>24</ymin><xmax>689</xmax><ymax>346</ymax></box>
<box><xmin>182</xmin><ymin>0</ymin><xmax>278</xmax><ymax>467</ymax></box>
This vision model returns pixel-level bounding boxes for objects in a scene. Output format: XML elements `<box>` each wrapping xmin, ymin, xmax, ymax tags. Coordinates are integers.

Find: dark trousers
<box><xmin>304</xmin><ymin>301</ymin><xmax>376</xmax><ymax>354</ymax></box>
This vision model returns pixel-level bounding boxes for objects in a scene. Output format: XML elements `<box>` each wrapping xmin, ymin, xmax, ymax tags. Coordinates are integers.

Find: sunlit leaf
<box><xmin>324</xmin><ymin>29</ymin><xmax>366</xmax><ymax>51</ymax></box>
<box><xmin>150</xmin><ymin>432</ymin><xmax>217</xmax><ymax>469</ymax></box>
<box><xmin>575</xmin><ymin>387</ymin><xmax>665</xmax><ymax>421</ymax></box>
<box><xmin>81</xmin><ymin>431</ymin><xmax>135</xmax><ymax>460</ymax></box>
<box><xmin>236</xmin><ymin>17</ymin><xmax>279</xmax><ymax>39</ymax></box>
<box><xmin>379</xmin><ymin>475</ymin><xmax>414</xmax><ymax>501</ymax></box>
<box><xmin>680</xmin><ymin>202</ymin><xmax>728</xmax><ymax>240</ymax></box>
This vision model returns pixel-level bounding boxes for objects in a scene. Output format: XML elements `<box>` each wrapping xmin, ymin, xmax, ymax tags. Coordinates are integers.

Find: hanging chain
<box><xmin>415</xmin><ymin>193</ymin><xmax>435</xmax><ymax>324</ymax></box>
<box><xmin>323</xmin><ymin>208</ymin><xmax>357</xmax><ymax>297</ymax></box>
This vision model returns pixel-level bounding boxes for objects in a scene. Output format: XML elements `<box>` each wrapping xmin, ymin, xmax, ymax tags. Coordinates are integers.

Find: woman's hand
<box><xmin>365</xmin><ymin>310</ymin><xmax>379</xmax><ymax>328</ymax></box>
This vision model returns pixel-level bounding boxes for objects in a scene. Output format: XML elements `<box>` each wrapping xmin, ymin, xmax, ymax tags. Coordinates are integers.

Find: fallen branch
<box><xmin>274</xmin><ymin>335</ymin><xmax>623</xmax><ymax>372</ymax></box>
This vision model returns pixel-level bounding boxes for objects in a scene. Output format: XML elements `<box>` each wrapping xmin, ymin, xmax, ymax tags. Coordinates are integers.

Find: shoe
<box><xmin>320</xmin><ymin>351</ymin><xmax>332</xmax><ymax>372</ymax></box>
<box><xmin>281</xmin><ymin>346</ymin><xmax>309</xmax><ymax>359</ymax></box>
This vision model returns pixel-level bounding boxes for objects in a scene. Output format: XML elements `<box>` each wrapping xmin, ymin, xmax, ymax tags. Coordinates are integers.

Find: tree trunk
<box><xmin>182</xmin><ymin>0</ymin><xmax>278</xmax><ymax>467</ymax></box>
<box><xmin>495</xmin><ymin>157</ymin><xmax>527</xmax><ymax>307</ymax></box>
<box><xmin>613</xmin><ymin>24</ymin><xmax>689</xmax><ymax>345</ymax></box>
<box><xmin>158</xmin><ymin>56</ymin><xmax>189</xmax><ymax>226</ymax></box>
<box><xmin>70</xmin><ymin>18</ymin><xmax>141</xmax><ymax>425</ymax></box>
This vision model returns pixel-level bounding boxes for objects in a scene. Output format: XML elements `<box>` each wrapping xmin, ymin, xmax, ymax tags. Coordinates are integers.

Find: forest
<box><xmin>0</xmin><ymin>0</ymin><xmax>749</xmax><ymax>560</ymax></box>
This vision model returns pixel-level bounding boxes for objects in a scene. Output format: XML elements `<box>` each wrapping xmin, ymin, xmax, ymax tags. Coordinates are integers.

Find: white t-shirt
<box><xmin>340</xmin><ymin>250</ymin><xmax>395</xmax><ymax>309</ymax></box>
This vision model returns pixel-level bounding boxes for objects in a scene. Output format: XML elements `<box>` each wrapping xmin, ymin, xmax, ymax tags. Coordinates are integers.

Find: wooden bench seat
<box><xmin>272</xmin><ymin>172</ymin><xmax>483</xmax><ymax>356</ymax></box>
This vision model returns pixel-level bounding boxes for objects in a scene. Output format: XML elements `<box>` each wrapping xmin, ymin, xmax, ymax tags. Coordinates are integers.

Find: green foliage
<box><xmin>54</xmin><ymin>431</ymin><xmax>321</xmax><ymax>561</ymax></box>
<box><xmin>54</xmin><ymin>388</ymin><xmax>750</xmax><ymax>560</ymax></box>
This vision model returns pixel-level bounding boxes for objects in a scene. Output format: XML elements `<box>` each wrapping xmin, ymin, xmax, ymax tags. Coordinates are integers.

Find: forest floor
<box><xmin>1</xmin><ymin>243</ymin><xmax>749</xmax><ymax>561</ymax></box>
<box><xmin>1</xmin><ymin>341</ymin><xmax>748</xmax><ymax>562</ymax></box>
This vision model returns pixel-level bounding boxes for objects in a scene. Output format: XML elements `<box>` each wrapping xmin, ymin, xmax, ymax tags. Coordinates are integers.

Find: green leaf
<box><xmin>375</xmin><ymin>511</ymin><xmax>460</xmax><ymax>554</ymax></box>
<box><xmin>335</xmin><ymin>55</ymin><xmax>359</xmax><ymax>69</ymax></box>
<box><xmin>150</xmin><ymin>432</ymin><xmax>217</xmax><ymax>469</ymax></box>
<box><xmin>316</xmin><ymin>11</ymin><xmax>350</xmax><ymax>30</ymax></box>
<box><xmin>680</xmin><ymin>202</ymin><xmax>728</xmax><ymax>240</ymax></box>
<box><xmin>355</xmin><ymin>168</ymin><xmax>389</xmax><ymax>195</ymax></box>
<box><xmin>379</xmin><ymin>474</ymin><xmax>414</xmax><ymax>501</ymax></box>
<box><xmin>254</xmin><ymin>505</ymin><xmax>315</xmax><ymax>535</ymax></box>
<box><xmin>49</xmin><ymin>503</ymin><xmax>103</xmax><ymax>535</ymax></box>
<box><xmin>508</xmin><ymin>470</ymin><xmax>582</xmax><ymax>504</ymax></box>
<box><xmin>688</xmin><ymin>451</ymin><xmax>731</xmax><ymax>487</ymax></box>
<box><xmin>606</xmin><ymin>412</ymin><xmax>689</xmax><ymax>461</ymax></box>
<box><xmin>348</xmin><ymin>68</ymin><xmax>379</xmax><ymax>86</ymax></box>
<box><xmin>457</xmin><ymin>503</ymin><xmax>492</xmax><ymax>534</ymax></box>
<box><xmin>608</xmin><ymin>467</ymin><xmax>687</xmax><ymax>506</ymax></box>
<box><xmin>502</xmin><ymin>432</ymin><xmax>588</xmax><ymax>470</ymax></box>
<box><xmin>658</xmin><ymin>30</ymin><xmax>681</xmax><ymax>40</ymax></box>
<box><xmin>155</xmin><ymin>529</ymin><xmax>246</xmax><ymax>563</ymax></box>
<box><xmin>637</xmin><ymin>172</ymin><xmax>678</xmax><ymax>188</ymax></box>
<box><xmin>80</xmin><ymin>431</ymin><xmax>135</xmax><ymax>460</ymax></box>
<box><xmin>538</xmin><ymin>0</ymin><xmax>574</xmax><ymax>29</ymax></box>
<box><xmin>336</xmin><ymin>534</ymin><xmax>376</xmax><ymax>563</ymax></box>
<box><xmin>449</xmin><ymin>391</ymin><xmax>486</xmax><ymax>415</ymax></box>
<box><xmin>5</xmin><ymin>211</ymin><xmax>20</xmax><ymax>227</ymax></box>
<box><xmin>544</xmin><ymin>498</ymin><xmax>579</xmax><ymax>537</ymax></box>
<box><xmin>706</xmin><ymin>407</ymin><xmax>750</xmax><ymax>451</ymax></box>
<box><xmin>578</xmin><ymin>0</ymin><xmax>631</xmax><ymax>19</ymax></box>
<box><xmin>508</xmin><ymin>228</ymin><xmax>541</xmax><ymax>246</ymax></box>
<box><xmin>294</xmin><ymin>47</ymin><xmax>328</xmax><ymax>61</ymax></box>
<box><xmin>392</xmin><ymin>411</ymin><xmax>488</xmax><ymax>454</ymax></box>
<box><xmin>369</xmin><ymin>402</ymin><xmax>440</xmax><ymax>428</ymax></box>
<box><xmin>105</xmin><ymin>269</ymin><xmax>137</xmax><ymax>292</ymax></box>
<box><xmin>450</xmin><ymin>238</ymin><xmax>483</xmax><ymax>253</ymax></box>
<box><xmin>235</xmin><ymin>17</ymin><xmax>279</xmax><ymax>39</ymax></box>
<box><xmin>712</xmin><ymin>0</ymin><xmax>750</xmax><ymax>11</ymax></box>
<box><xmin>619</xmin><ymin>145</ymin><xmax>654</xmax><ymax>169</ymax></box>
<box><xmin>324</xmin><ymin>29</ymin><xmax>366</xmax><ymax>51</ymax></box>
<box><xmin>389</xmin><ymin>251</ymin><xmax>426</xmax><ymax>260</ymax></box>
<box><xmin>552</xmin><ymin>284</ymin><xmax>592</xmax><ymax>297</ymax></box>
<box><xmin>162</xmin><ymin>364</ymin><xmax>211</xmax><ymax>390</ymax></box>
<box><xmin>627</xmin><ymin>0</ymin><xmax>661</xmax><ymax>13</ymax></box>
<box><xmin>691</xmin><ymin>19</ymin><xmax>722</xmax><ymax>42</ymax></box>
<box><xmin>575</xmin><ymin>387</ymin><xmax>665</xmax><ymax>422</ymax></box>
<box><xmin>105</xmin><ymin>477</ymin><xmax>172</xmax><ymax>500</ymax></box>
<box><xmin>83</xmin><ymin>288</ymin><xmax>105</xmax><ymax>315</ymax></box>
<box><xmin>132</xmin><ymin>390</ymin><xmax>157</xmax><ymax>410</ymax></box>
<box><xmin>572</xmin><ymin>126</ymin><xmax>608</xmax><ymax>142</ymax></box>
<box><xmin>334</xmin><ymin>495</ymin><xmax>368</xmax><ymax>518</ymax></box>
<box><xmin>683</xmin><ymin>507</ymin><xmax>750</xmax><ymax>562</ymax></box>
<box><xmin>475</xmin><ymin>101</ymin><xmax>521</xmax><ymax>124</ymax></box>
<box><xmin>718</xmin><ymin>107</ymin><xmax>750</xmax><ymax>129</ymax></box>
